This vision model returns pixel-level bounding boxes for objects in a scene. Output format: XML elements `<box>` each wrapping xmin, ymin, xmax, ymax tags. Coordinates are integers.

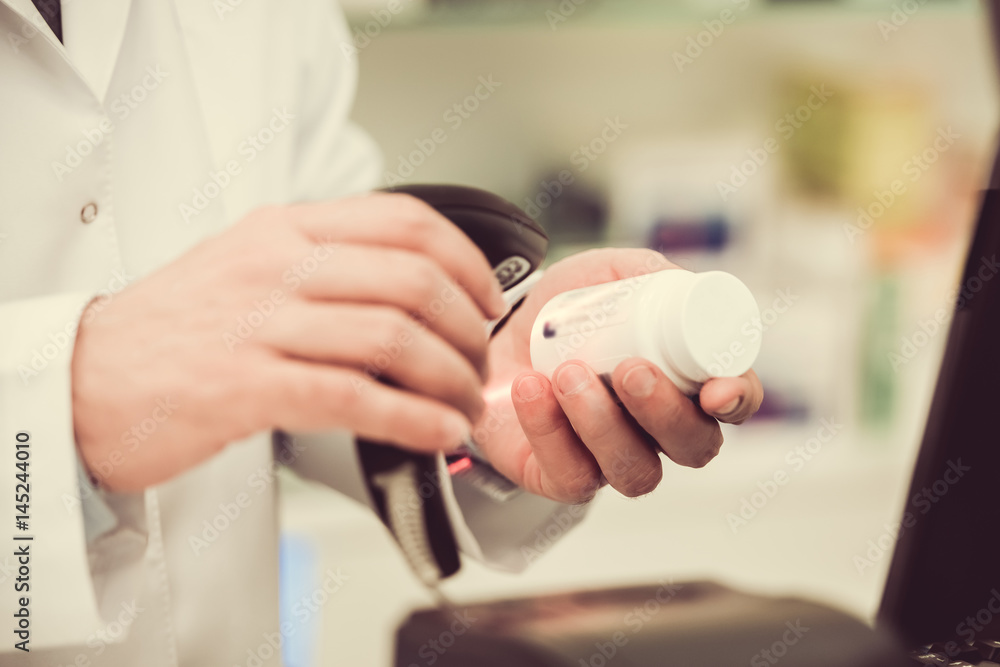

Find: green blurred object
<box><xmin>778</xmin><ymin>78</ymin><xmax>854</xmax><ymax>200</ymax></box>
<box><xmin>859</xmin><ymin>272</ymin><xmax>899</xmax><ymax>431</ymax></box>
<box><xmin>344</xmin><ymin>0</ymin><xmax>979</xmax><ymax>30</ymax></box>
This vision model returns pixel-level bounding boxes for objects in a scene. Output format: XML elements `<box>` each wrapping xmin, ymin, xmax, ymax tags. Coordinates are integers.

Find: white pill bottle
<box><xmin>529</xmin><ymin>270</ymin><xmax>762</xmax><ymax>395</ymax></box>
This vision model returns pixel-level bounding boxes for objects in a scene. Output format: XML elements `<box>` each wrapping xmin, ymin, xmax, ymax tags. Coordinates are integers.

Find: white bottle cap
<box><xmin>658</xmin><ymin>271</ymin><xmax>761</xmax><ymax>385</ymax></box>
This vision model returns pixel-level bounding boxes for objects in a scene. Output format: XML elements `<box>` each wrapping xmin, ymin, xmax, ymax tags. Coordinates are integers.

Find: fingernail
<box><xmin>489</xmin><ymin>285</ymin><xmax>507</xmax><ymax>319</ymax></box>
<box><xmin>516</xmin><ymin>375</ymin><xmax>544</xmax><ymax>402</ymax></box>
<box><xmin>718</xmin><ymin>396</ymin><xmax>742</xmax><ymax>416</ymax></box>
<box><xmin>622</xmin><ymin>365</ymin><xmax>656</xmax><ymax>398</ymax></box>
<box><xmin>556</xmin><ymin>364</ymin><xmax>589</xmax><ymax>396</ymax></box>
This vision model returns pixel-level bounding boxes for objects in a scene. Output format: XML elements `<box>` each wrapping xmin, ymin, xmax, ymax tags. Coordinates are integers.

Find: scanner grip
<box><xmin>357</xmin><ymin>184</ymin><xmax>549</xmax><ymax>585</ymax></box>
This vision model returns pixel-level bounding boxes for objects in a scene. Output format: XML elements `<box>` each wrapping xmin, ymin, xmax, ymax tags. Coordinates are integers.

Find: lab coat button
<box><xmin>81</xmin><ymin>202</ymin><xmax>98</xmax><ymax>223</ymax></box>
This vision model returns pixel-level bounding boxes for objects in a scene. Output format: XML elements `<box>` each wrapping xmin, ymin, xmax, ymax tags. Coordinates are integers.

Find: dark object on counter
<box><xmin>396</xmin><ymin>582</ymin><xmax>908</xmax><ymax>667</ymax></box>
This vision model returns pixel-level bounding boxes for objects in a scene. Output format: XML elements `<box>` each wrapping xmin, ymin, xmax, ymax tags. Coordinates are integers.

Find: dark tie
<box><xmin>30</xmin><ymin>0</ymin><xmax>61</xmax><ymax>43</ymax></box>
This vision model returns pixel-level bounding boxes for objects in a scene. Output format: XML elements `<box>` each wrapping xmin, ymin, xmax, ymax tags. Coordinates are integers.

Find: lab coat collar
<box><xmin>2</xmin><ymin>0</ymin><xmax>63</xmax><ymax>50</ymax></box>
<box><xmin>63</xmin><ymin>0</ymin><xmax>133</xmax><ymax>103</ymax></box>
<box><xmin>2</xmin><ymin>0</ymin><xmax>133</xmax><ymax>104</ymax></box>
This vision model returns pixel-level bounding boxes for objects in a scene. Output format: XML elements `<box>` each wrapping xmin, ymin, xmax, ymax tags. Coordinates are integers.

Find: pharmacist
<box><xmin>0</xmin><ymin>0</ymin><xmax>763</xmax><ymax>665</ymax></box>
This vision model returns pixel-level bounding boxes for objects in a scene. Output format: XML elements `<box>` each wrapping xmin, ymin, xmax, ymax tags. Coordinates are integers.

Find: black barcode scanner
<box><xmin>356</xmin><ymin>184</ymin><xmax>548</xmax><ymax>586</ymax></box>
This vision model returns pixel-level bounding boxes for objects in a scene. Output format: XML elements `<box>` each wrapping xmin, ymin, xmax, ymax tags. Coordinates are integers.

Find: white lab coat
<box><xmin>0</xmin><ymin>1</ymin><xmax>579</xmax><ymax>665</ymax></box>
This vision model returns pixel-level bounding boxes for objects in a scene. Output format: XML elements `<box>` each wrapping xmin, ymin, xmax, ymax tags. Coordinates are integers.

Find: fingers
<box><xmin>698</xmin><ymin>369</ymin><xmax>764</xmax><ymax>425</ymax></box>
<box><xmin>262</xmin><ymin>301</ymin><xmax>485</xmax><ymax>425</ymax></box>
<box><xmin>513</xmin><ymin>364</ymin><xmax>663</xmax><ymax>501</ymax></box>
<box><xmin>611</xmin><ymin>359</ymin><xmax>724</xmax><ymax>468</ymax></box>
<box><xmin>264</xmin><ymin>357</ymin><xmax>472</xmax><ymax>453</ymax></box>
<box><xmin>300</xmin><ymin>245</ymin><xmax>490</xmax><ymax>379</ymax></box>
<box><xmin>510</xmin><ymin>372</ymin><xmax>602</xmax><ymax>503</ymax></box>
<box><xmin>512</xmin><ymin>358</ymin><xmax>761</xmax><ymax>503</ymax></box>
<box><xmin>288</xmin><ymin>194</ymin><xmax>506</xmax><ymax>319</ymax></box>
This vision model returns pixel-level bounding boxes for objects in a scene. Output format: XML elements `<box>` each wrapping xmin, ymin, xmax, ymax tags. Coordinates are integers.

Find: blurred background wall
<box><xmin>278</xmin><ymin>2</ymin><xmax>1000</xmax><ymax>665</ymax></box>
<box><xmin>349</xmin><ymin>0</ymin><xmax>995</xmax><ymax>434</ymax></box>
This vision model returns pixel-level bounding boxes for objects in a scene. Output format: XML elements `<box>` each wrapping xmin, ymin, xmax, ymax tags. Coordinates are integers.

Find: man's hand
<box><xmin>71</xmin><ymin>194</ymin><xmax>505</xmax><ymax>492</ymax></box>
<box><xmin>475</xmin><ymin>248</ymin><xmax>764</xmax><ymax>504</ymax></box>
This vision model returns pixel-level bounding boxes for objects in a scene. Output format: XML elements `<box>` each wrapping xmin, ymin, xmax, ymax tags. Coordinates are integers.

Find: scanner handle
<box><xmin>357</xmin><ymin>184</ymin><xmax>549</xmax><ymax>585</ymax></box>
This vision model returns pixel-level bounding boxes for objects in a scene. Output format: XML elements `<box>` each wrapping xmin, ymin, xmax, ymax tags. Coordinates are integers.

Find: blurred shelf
<box><xmin>342</xmin><ymin>0</ymin><xmax>980</xmax><ymax>31</ymax></box>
